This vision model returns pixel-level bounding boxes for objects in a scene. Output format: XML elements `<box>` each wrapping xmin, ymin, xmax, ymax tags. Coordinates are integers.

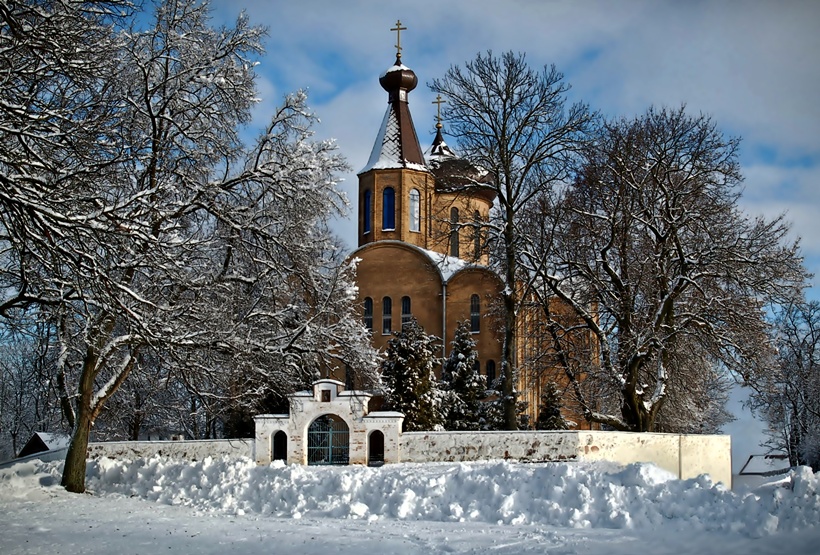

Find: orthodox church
<box><xmin>349</xmin><ymin>36</ymin><xmax>504</xmax><ymax>396</ymax></box>
<box><xmin>347</xmin><ymin>27</ymin><xmax>589</xmax><ymax>428</ymax></box>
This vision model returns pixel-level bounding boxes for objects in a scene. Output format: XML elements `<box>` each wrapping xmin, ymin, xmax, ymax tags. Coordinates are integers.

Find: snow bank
<box><xmin>1</xmin><ymin>457</ymin><xmax>817</xmax><ymax>538</ymax></box>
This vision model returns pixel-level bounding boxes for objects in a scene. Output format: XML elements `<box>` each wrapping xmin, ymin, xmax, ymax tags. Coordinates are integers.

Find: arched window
<box><xmin>363</xmin><ymin>190</ymin><xmax>372</xmax><ymax>234</ymax></box>
<box><xmin>401</xmin><ymin>296</ymin><xmax>412</xmax><ymax>326</ymax></box>
<box><xmin>382</xmin><ymin>296</ymin><xmax>392</xmax><ymax>334</ymax></box>
<box><xmin>383</xmin><ymin>187</ymin><xmax>395</xmax><ymax>230</ymax></box>
<box><xmin>409</xmin><ymin>189</ymin><xmax>420</xmax><ymax>232</ymax></box>
<box><xmin>473</xmin><ymin>210</ymin><xmax>482</xmax><ymax>259</ymax></box>
<box><xmin>363</xmin><ymin>297</ymin><xmax>373</xmax><ymax>330</ymax></box>
<box><xmin>470</xmin><ymin>294</ymin><xmax>480</xmax><ymax>333</ymax></box>
<box><xmin>486</xmin><ymin>360</ymin><xmax>496</xmax><ymax>386</ymax></box>
<box><xmin>449</xmin><ymin>207</ymin><xmax>459</xmax><ymax>257</ymax></box>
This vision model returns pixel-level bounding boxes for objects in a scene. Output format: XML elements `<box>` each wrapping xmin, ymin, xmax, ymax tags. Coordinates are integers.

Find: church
<box><xmin>346</xmin><ymin>28</ymin><xmax>563</xmax><ymax>426</ymax></box>
<box><xmin>350</xmin><ymin>44</ymin><xmax>503</xmax><ymax>375</ymax></box>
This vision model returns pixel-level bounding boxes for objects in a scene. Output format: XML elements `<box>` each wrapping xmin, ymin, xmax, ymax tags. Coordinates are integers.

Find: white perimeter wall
<box><xmin>81</xmin><ymin>431</ymin><xmax>731</xmax><ymax>487</ymax></box>
<box><xmin>401</xmin><ymin>430</ymin><xmax>732</xmax><ymax>486</ymax></box>
<box><xmin>87</xmin><ymin>439</ymin><xmax>252</xmax><ymax>461</ymax></box>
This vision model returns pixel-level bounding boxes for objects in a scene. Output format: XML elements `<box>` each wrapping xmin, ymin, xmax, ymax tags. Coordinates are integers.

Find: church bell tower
<box><xmin>357</xmin><ymin>21</ymin><xmax>435</xmax><ymax>250</ymax></box>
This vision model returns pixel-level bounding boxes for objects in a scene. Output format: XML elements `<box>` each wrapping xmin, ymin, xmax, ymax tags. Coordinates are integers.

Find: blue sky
<box><xmin>205</xmin><ymin>0</ymin><xmax>819</xmax><ymax>466</ymax></box>
<box><xmin>207</xmin><ymin>0</ymin><xmax>820</xmax><ymax>302</ymax></box>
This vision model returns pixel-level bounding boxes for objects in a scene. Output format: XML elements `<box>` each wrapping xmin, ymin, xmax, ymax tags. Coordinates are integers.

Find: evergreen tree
<box><xmin>479</xmin><ymin>398</ymin><xmax>531</xmax><ymax>430</ymax></box>
<box><xmin>535</xmin><ymin>381</ymin><xmax>569</xmax><ymax>430</ymax></box>
<box><xmin>441</xmin><ymin>321</ymin><xmax>486</xmax><ymax>430</ymax></box>
<box><xmin>381</xmin><ymin>319</ymin><xmax>443</xmax><ymax>431</ymax></box>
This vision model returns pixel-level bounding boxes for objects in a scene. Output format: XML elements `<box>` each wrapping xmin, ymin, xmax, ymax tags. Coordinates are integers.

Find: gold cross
<box><xmin>391</xmin><ymin>19</ymin><xmax>407</xmax><ymax>59</ymax></box>
<box><xmin>432</xmin><ymin>94</ymin><xmax>446</xmax><ymax>128</ymax></box>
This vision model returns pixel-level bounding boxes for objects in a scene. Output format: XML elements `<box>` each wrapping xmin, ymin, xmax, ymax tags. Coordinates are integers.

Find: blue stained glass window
<box><xmin>383</xmin><ymin>187</ymin><xmax>395</xmax><ymax>230</ymax></box>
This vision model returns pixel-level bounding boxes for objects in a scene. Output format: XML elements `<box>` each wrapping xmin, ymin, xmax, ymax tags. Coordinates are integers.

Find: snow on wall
<box><xmin>87</xmin><ymin>439</ymin><xmax>252</xmax><ymax>461</ymax></box>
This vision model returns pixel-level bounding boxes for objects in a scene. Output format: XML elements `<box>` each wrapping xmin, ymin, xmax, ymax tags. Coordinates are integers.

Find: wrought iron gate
<box><xmin>307</xmin><ymin>415</ymin><xmax>349</xmax><ymax>465</ymax></box>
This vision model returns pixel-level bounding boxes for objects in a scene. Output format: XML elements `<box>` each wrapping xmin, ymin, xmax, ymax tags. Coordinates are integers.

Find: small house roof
<box><xmin>738</xmin><ymin>454</ymin><xmax>791</xmax><ymax>476</ymax></box>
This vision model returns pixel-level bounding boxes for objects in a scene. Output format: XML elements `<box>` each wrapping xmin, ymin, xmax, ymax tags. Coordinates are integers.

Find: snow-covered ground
<box><xmin>1</xmin><ymin>457</ymin><xmax>818</xmax><ymax>554</ymax></box>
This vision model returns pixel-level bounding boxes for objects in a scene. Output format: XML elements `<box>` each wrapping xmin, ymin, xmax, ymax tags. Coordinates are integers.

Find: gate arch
<box><xmin>307</xmin><ymin>414</ymin><xmax>350</xmax><ymax>465</ymax></box>
<box><xmin>272</xmin><ymin>430</ymin><xmax>287</xmax><ymax>461</ymax></box>
<box><xmin>368</xmin><ymin>430</ymin><xmax>385</xmax><ymax>466</ymax></box>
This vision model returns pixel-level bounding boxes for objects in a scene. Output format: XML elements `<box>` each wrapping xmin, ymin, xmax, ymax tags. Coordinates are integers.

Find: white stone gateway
<box><xmin>253</xmin><ymin>379</ymin><xmax>403</xmax><ymax>466</ymax></box>
<box><xmin>253</xmin><ymin>379</ymin><xmax>732</xmax><ymax>487</ymax></box>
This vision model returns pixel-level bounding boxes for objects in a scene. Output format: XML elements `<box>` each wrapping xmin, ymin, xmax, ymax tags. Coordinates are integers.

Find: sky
<box><xmin>207</xmin><ymin>0</ymin><xmax>820</xmax><ymax>298</ymax></box>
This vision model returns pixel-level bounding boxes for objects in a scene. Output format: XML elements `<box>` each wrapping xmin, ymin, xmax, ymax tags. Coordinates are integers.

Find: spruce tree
<box><xmin>535</xmin><ymin>381</ymin><xmax>569</xmax><ymax>430</ymax></box>
<box><xmin>381</xmin><ymin>319</ymin><xmax>443</xmax><ymax>431</ymax></box>
<box><xmin>441</xmin><ymin>321</ymin><xmax>486</xmax><ymax>430</ymax></box>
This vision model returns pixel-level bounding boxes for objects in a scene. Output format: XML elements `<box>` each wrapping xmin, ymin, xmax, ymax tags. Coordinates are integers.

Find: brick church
<box><xmin>349</xmin><ymin>40</ymin><xmax>507</xmax><ymax>400</ymax></box>
<box><xmin>347</xmin><ymin>31</ymin><xmax>589</xmax><ymax>428</ymax></box>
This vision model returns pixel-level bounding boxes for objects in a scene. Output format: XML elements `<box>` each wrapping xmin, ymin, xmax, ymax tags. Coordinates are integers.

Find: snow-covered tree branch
<box><xmin>0</xmin><ymin>0</ymin><xmax>376</xmax><ymax>492</ymax></box>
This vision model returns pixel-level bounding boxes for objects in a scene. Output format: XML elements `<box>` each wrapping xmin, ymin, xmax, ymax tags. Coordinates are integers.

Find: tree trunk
<box><xmin>61</xmin><ymin>406</ymin><xmax>92</xmax><ymax>493</ymax></box>
<box><xmin>501</xmin><ymin>203</ymin><xmax>518</xmax><ymax>430</ymax></box>
<box><xmin>61</xmin><ymin>344</ymin><xmax>99</xmax><ymax>493</ymax></box>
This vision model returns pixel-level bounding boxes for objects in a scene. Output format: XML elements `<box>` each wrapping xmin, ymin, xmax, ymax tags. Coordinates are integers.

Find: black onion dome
<box><xmin>359</xmin><ymin>55</ymin><xmax>426</xmax><ymax>172</ymax></box>
<box><xmin>379</xmin><ymin>57</ymin><xmax>418</xmax><ymax>96</ymax></box>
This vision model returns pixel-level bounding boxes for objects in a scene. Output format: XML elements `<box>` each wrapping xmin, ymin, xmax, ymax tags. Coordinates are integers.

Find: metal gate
<box><xmin>307</xmin><ymin>414</ymin><xmax>349</xmax><ymax>465</ymax></box>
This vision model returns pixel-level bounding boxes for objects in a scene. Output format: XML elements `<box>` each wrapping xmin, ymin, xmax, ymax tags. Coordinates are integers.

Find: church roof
<box><xmin>350</xmin><ymin>240</ymin><xmax>500</xmax><ymax>284</ymax></box>
<box><xmin>359</xmin><ymin>57</ymin><xmax>428</xmax><ymax>174</ymax></box>
<box><xmin>425</xmin><ymin>127</ymin><xmax>456</xmax><ymax>160</ymax></box>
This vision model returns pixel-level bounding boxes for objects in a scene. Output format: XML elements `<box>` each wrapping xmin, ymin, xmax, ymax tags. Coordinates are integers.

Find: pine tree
<box><xmin>535</xmin><ymin>381</ymin><xmax>569</xmax><ymax>430</ymax></box>
<box><xmin>441</xmin><ymin>321</ymin><xmax>486</xmax><ymax>430</ymax></box>
<box><xmin>381</xmin><ymin>319</ymin><xmax>444</xmax><ymax>431</ymax></box>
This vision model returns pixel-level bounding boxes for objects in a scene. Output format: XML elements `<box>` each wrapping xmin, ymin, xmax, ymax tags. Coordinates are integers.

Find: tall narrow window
<box><xmin>470</xmin><ymin>294</ymin><xmax>480</xmax><ymax>332</ymax></box>
<box><xmin>401</xmin><ymin>296</ymin><xmax>412</xmax><ymax>326</ymax></box>
<box><xmin>449</xmin><ymin>207</ymin><xmax>459</xmax><ymax>257</ymax></box>
<box><xmin>486</xmin><ymin>360</ymin><xmax>496</xmax><ymax>386</ymax></box>
<box><xmin>363</xmin><ymin>190</ymin><xmax>372</xmax><ymax>234</ymax></box>
<box><xmin>363</xmin><ymin>297</ymin><xmax>373</xmax><ymax>330</ymax></box>
<box><xmin>409</xmin><ymin>189</ymin><xmax>420</xmax><ymax>232</ymax></box>
<box><xmin>383</xmin><ymin>187</ymin><xmax>395</xmax><ymax>230</ymax></box>
<box><xmin>345</xmin><ymin>365</ymin><xmax>355</xmax><ymax>390</ymax></box>
<box><xmin>382</xmin><ymin>296</ymin><xmax>392</xmax><ymax>334</ymax></box>
<box><xmin>473</xmin><ymin>210</ymin><xmax>482</xmax><ymax>259</ymax></box>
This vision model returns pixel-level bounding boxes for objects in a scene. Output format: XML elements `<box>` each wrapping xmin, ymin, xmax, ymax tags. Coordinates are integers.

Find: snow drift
<box><xmin>1</xmin><ymin>457</ymin><xmax>817</xmax><ymax>539</ymax></box>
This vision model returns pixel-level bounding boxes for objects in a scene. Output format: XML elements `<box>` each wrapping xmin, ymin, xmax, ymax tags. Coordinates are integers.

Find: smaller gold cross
<box><xmin>432</xmin><ymin>94</ymin><xmax>446</xmax><ymax>128</ymax></box>
<box><xmin>391</xmin><ymin>20</ymin><xmax>407</xmax><ymax>59</ymax></box>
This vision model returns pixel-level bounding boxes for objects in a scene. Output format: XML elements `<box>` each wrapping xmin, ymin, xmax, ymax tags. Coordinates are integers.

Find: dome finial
<box><xmin>428</xmin><ymin>94</ymin><xmax>455</xmax><ymax>159</ymax></box>
<box><xmin>391</xmin><ymin>19</ymin><xmax>407</xmax><ymax>61</ymax></box>
<box><xmin>432</xmin><ymin>94</ymin><xmax>446</xmax><ymax>130</ymax></box>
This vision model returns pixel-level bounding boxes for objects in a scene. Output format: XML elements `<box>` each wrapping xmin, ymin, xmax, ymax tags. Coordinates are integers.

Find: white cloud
<box><xmin>211</xmin><ymin>0</ymin><xmax>819</xmax><ymax>288</ymax></box>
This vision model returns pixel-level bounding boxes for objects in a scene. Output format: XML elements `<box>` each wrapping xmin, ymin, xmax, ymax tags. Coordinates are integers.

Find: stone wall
<box><xmin>81</xmin><ymin>429</ymin><xmax>730</xmax><ymax>487</ymax></box>
<box><xmin>400</xmin><ymin>430</ymin><xmax>580</xmax><ymax>463</ymax></box>
<box><xmin>87</xmin><ymin>439</ymin><xmax>252</xmax><ymax>461</ymax></box>
<box><xmin>401</xmin><ymin>430</ymin><xmax>732</xmax><ymax>486</ymax></box>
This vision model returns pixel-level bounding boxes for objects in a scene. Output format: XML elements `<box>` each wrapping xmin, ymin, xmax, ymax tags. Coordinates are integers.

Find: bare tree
<box><xmin>0</xmin><ymin>317</ymin><xmax>64</xmax><ymax>459</ymax></box>
<box><xmin>521</xmin><ymin>106</ymin><xmax>806</xmax><ymax>432</ymax></box>
<box><xmin>1</xmin><ymin>0</ymin><xmax>376</xmax><ymax>492</ymax></box>
<box><xmin>430</xmin><ymin>51</ymin><xmax>594</xmax><ymax>429</ymax></box>
<box><xmin>750</xmin><ymin>301</ymin><xmax>820</xmax><ymax>469</ymax></box>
